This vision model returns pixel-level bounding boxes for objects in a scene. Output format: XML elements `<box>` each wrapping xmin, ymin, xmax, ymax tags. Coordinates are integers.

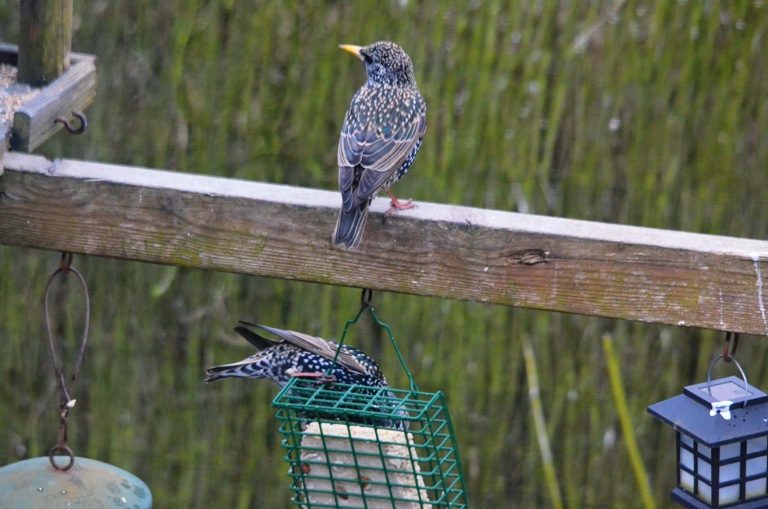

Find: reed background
<box><xmin>1</xmin><ymin>1</ymin><xmax>767</xmax><ymax>507</ymax></box>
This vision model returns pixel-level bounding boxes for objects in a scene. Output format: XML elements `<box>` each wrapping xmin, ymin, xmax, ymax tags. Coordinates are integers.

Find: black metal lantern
<box><xmin>648</xmin><ymin>357</ymin><xmax>768</xmax><ymax>509</ymax></box>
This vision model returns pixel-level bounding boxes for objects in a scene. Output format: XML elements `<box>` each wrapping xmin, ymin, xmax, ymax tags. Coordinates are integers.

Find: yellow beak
<box><xmin>339</xmin><ymin>44</ymin><xmax>364</xmax><ymax>60</ymax></box>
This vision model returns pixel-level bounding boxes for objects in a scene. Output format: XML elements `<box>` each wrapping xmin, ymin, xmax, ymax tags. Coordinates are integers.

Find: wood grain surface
<box><xmin>2</xmin><ymin>152</ymin><xmax>767</xmax><ymax>335</ymax></box>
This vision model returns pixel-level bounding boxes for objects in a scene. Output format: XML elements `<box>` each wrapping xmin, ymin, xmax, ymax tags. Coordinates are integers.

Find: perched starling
<box><xmin>205</xmin><ymin>322</ymin><xmax>407</xmax><ymax>429</ymax></box>
<box><xmin>332</xmin><ymin>41</ymin><xmax>427</xmax><ymax>249</ymax></box>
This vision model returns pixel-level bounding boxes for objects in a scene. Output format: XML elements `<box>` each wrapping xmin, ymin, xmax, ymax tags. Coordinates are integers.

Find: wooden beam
<box><xmin>18</xmin><ymin>0</ymin><xmax>73</xmax><ymax>86</ymax></box>
<box><xmin>1</xmin><ymin>152</ymin><xmax>767</xmax><ymax>335</ymax></box>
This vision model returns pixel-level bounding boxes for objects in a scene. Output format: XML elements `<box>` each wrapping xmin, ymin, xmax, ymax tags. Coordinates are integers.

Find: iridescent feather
<box><xmin>333</xmin><ymin>41</ymin><xmax>427</xmax><ymax>249</ymax></box>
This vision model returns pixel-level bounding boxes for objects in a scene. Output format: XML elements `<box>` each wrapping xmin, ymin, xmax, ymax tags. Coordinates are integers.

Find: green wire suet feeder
<box><xmin>272</xmin><ymin>291</ymin><xmax>469</xmax><ymax>508</ymax></box>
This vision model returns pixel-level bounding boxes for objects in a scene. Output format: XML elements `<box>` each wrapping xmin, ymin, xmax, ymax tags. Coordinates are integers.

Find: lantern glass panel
<box><xmin>747</xmin><ymin>455</ymin><xmax>766</xmax><ymax>477</ymax></box>
<box><xmin>747</xmin><ymin>478</ymin><xmax>767</xmax><ymax>499</ymax></box>
<box><xmin>680</xmin><ymin>468</ymin><xmax>695</xmax><ymax>494</ymax></box>
<box><xmin>720</xmin><ymin>484</ymin><xmax>740</xmax><ymax>505</ymax></box>
<box><xmin>720</xmin><ymin>461</ymin><xmax>740</xmax><ymax>483</ymax></box>
<box><xmin>699</xmin><ymin>441</ymin><xmax>711</xmax><ymax>459</ymax></box>
<box><xmin>721</xmin><ymin>442</ymin><xmax>741</xmax><ymax>460</ymax></box>
<box><xmin>747</xmin><ymin>436</ymin><xmax>768</xmax><ymax>453</ymax></box>
<box><xmin>697</xmin><ymin>456</ymin><xmax>711</xmax><ymax>481</ymax></box>
<box><xmin>698</xmin><ymin>482</ymin><xmax>712</xmax><ymax>504</ymax></box>
<box><xmin>680</xmin><ymin>444</ymin><xmax>694</xmax><ymax>467</ymax></box>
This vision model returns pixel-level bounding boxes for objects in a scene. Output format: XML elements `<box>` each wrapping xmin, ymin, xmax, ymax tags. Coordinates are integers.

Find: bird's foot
<box><xmin>384</xmin><ymin>190</ymin><xmax>416</xmax><ymax>219</ymax></box>
<box><xmin>291</xmin><ymin>372</ymin><xmax>337</xmax><ymax>384</ymax></box>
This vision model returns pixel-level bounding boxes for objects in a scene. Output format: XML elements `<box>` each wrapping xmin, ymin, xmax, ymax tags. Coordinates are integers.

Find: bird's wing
<box><xmin>247</xmin><ymin>323</ymin><xmax>368</xmax><ymax>375</ymax></box>
<box><xmin>338</xmin><ymin>89</ymin><xmax>426</xmax><ymax>211</ymax></box>
<box><xmin>234</xmin><ymin>323</ymin><xmax>280</xmax><ymax>350</ymax></box>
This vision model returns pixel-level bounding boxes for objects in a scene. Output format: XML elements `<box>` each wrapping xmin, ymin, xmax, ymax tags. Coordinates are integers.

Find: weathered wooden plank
<box><xmin>18</xmin><ymin>0</ymin><xmax>73</xmax><ymax>86</ymax></box>
<box><xmin>10</xmin><ymin>46</ymin><xmax>97</xmax><ymax>152</ymax></box>
<box><xmin>1</xmin><ymin>152</ymin><xmax>767</xmax><ymax>335</ymax></box>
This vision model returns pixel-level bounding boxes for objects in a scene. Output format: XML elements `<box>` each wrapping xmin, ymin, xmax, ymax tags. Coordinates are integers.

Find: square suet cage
<box><xmin>272</xmin><ymin>293</ymin><xmax>469</xmax><ymax>508</ymax></box>
<box><xmin>273</xmin><ymin>379</ymin><xmax>468</xmax><ymax>508</ymax></box>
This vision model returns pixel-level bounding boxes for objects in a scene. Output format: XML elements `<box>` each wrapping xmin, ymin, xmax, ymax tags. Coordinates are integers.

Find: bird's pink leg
<box><xmin>385</xmin><ymin>190</ymin><xmax>416</xmax><ymax>217</ymax></box>
<box><xmin>291</xmin><ymin>372</ymin><xmax>336</xmax><ymax>383</ymax></box>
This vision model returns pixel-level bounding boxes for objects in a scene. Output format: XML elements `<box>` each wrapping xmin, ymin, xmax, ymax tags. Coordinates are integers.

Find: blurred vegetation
<box><xmin>1</xmin><ymin>1</ymin><xmax>768</xmax><ymax>507</ymax></box>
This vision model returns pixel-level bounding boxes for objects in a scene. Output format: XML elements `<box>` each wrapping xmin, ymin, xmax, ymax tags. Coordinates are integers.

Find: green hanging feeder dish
<box><xmin>272</xmin><ymin>293</ymin><xmax>469</xmax><ymax>508</ymax></box>
<box><xmin>0</xmin><ymin>456</ymin><xmax>152</xmax><ymax>509</ymax></box>
<box><xmin>0</xmin><ymin>257</ymin><xmax>152</xmax><ymax>508</ymax></box>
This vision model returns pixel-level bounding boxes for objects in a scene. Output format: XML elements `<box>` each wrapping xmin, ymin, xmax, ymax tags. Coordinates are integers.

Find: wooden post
<box><xmin>18</xmin><ymin>0</ymin><xmax>73</xmax><ymax>86</ymax></box>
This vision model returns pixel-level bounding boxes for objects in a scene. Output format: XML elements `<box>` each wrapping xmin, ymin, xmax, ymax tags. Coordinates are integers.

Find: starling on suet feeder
<box><xmin>205</xmin><ymin>322</ymin><xmax>406</xmax><ymax>429</ymax></box>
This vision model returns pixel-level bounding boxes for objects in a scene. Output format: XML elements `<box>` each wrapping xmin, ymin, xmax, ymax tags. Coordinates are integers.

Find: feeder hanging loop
<box><xmin>331</xmin><ymin>288</ymin><xmax>418</xmax><ymax>393</ymax></box>
<box><xmin>43</xmin><ymin>252</ymin><xmax>91</xmax><ymax>471</ymax></box>
<box><xmin>707</xmin><ymin>352</ymin><xmax>749</xmax><ymax>411</ymax></box>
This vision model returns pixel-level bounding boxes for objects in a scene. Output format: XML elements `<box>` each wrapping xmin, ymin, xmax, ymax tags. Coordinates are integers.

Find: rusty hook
<box><xmin>360</xmin><ymin>288</ymin><xmax>373</xmax><ymax>308</ymax></box>
<box><xmin>59</xmin><ymin>252</ymin><xmax>73</xmax><ymax>273</ymax></box>
<box><xmin>722</xmin><ymin>331</ymin><xmax>739</xmax><ymax>363</ymax></box>
<box><xmin>54</xmin><ymin>111</ymin><xmax>87</xmax><ymax>135</ymax></box>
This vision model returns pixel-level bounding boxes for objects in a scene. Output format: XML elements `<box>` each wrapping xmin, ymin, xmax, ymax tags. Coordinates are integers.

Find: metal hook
<box><xmin>722</xmin><ymin>331</ymin><xmax>739</xmax><ymax>363</ymax></box>
<box><xmin>54</xmin><ymin>111</ymin><xmax>87</xmax><ymax>135</ymax></box>
<box><xmin>360</xmin><ymin>288</ymin><xmax>373</xmax><ymax>308</ymax></box>
<box><xmin>59</xmin><ymin>252</ymin><xmax>73</xmax><ymax>273</ymax></box>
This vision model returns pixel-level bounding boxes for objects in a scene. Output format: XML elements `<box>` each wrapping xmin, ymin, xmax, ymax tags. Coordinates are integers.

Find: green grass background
<box><xmin>1</xmin><ymin>1</ymin><xmax>767</xmax><ymax>507</ymax></box>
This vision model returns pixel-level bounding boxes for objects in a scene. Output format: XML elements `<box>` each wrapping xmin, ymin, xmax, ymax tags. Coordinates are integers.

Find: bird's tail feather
<box><xmin>204</xmin><ymin>354</ymin><xmax>266</xmax><ymax>383</ymax></box>
<box><xmin>332</xmin><ymin>201</ymin><xmax>370</xmax><ymax>249</ymax></box>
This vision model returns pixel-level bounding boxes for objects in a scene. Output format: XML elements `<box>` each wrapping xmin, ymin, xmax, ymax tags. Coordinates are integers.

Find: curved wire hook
<box><xmin>722</xmin><ymin>331</ymin><xmax>739</xmax><ymax>363</ymax></box>
<box><xmin>708</xmin><ymin>354</ymin><xmax>749</xmax><ymax>409</ymax></box>
<box><xmin>54</xmin><ymin>111</ymin><xmax>88</xmax><ymax>135</ymax></box>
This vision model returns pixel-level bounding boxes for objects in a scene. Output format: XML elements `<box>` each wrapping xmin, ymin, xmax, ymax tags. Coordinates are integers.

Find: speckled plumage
<box><xmin>205</xmin><ymin>322</ymin><xmax>407</xmax><ymax>429</ymax></box>
<box><xmin>205</xmin><ymin>322</ymin><xmax>388</xmax><ymax>387</ymax></box>
<box><xmin>333</xmin><ymin>41</ymin><xmax>427</xmax><ymax>249</ymax></box>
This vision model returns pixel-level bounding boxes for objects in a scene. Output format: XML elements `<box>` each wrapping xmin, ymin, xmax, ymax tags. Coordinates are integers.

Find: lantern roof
<box><xmin>648</xmin><ymin>376</ymin><xmax>768</xmax><ymax>447</ymax></box>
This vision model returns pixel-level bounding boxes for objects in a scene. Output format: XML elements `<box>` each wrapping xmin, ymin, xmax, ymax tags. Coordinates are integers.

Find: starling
<box><xmin>205</xmin><ymin>322</ymin><xmax>407</xmax><ymax>429</ymax></box>
<box><xmin>332</xmin><ymin>41</ymin><xmax>427</xmax><ymax>249</ymax></box>
<box><xmin>205</xmin><ymin>322</ymin><xmax>389</xmax><ymax>386</ymax></box>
